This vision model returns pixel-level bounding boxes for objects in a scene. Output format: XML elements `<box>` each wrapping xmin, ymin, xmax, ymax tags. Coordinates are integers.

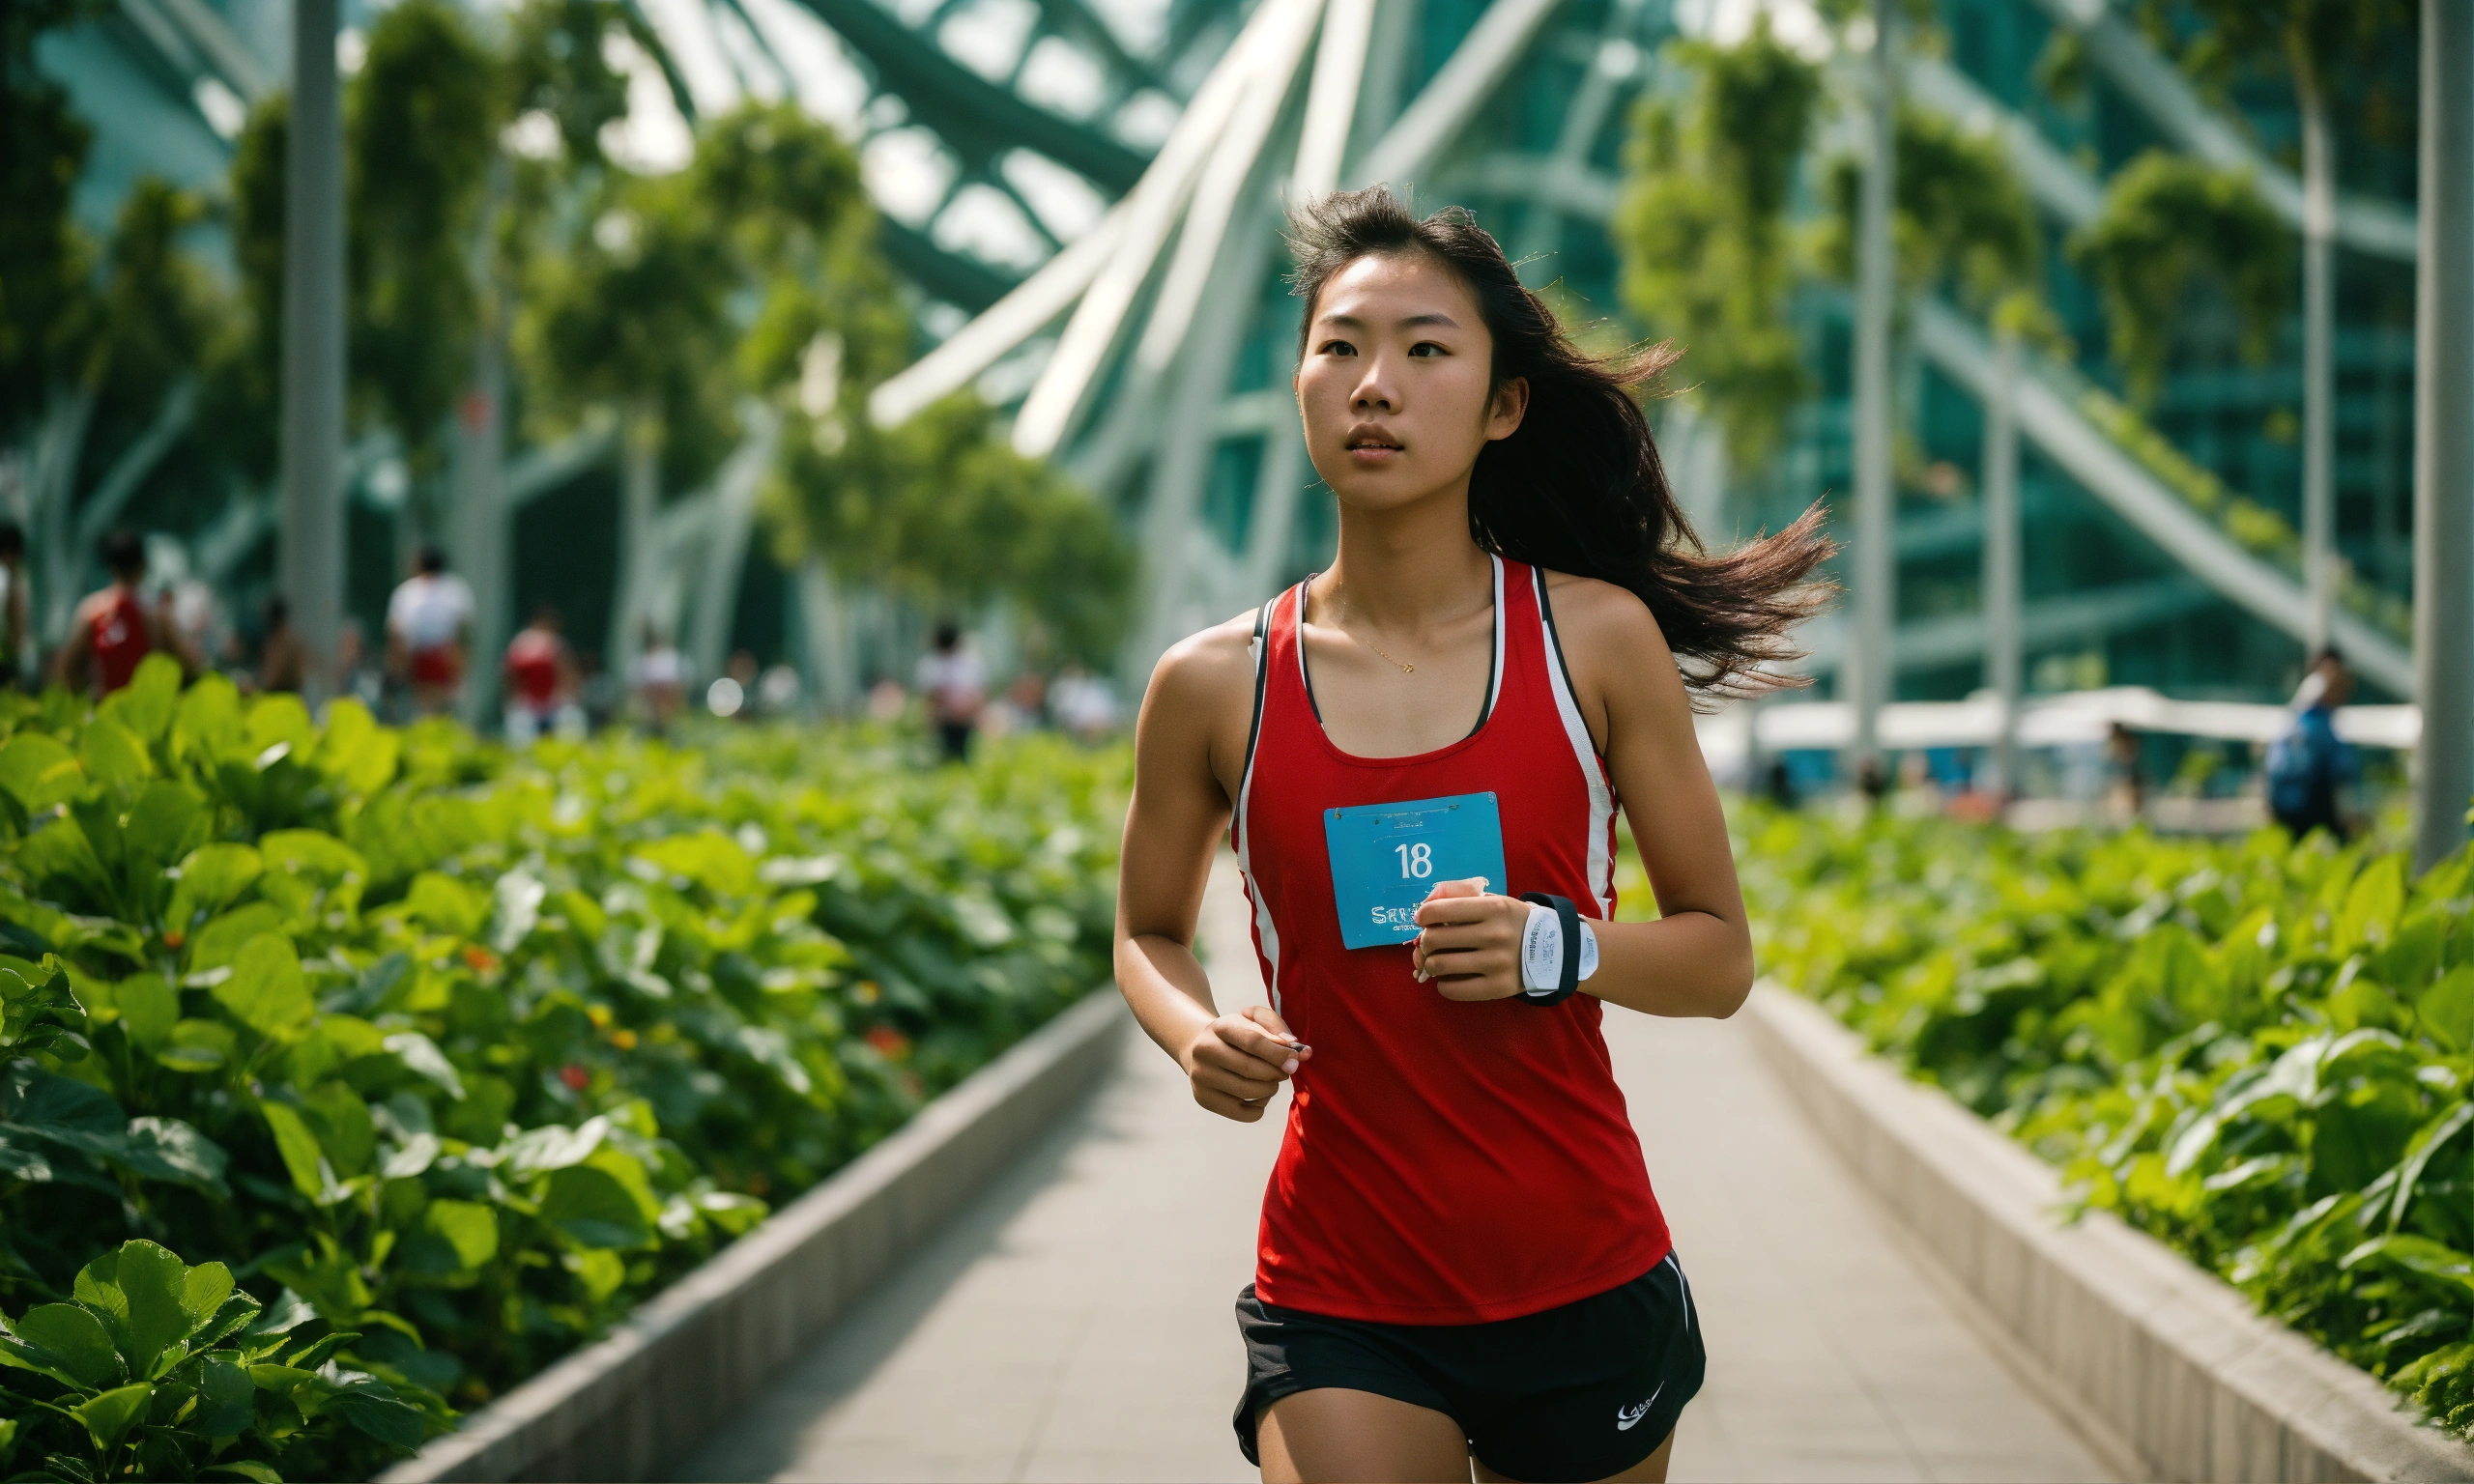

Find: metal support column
<box><xmin>453</xmin><ymin>347</ymin><xmax>507</xmax><ymax>728</ymax></box>
<box><xmin>1849</xmin><ymin>0</ymin><xmax>1897</xmax><ymax>768</ymax></box>
<box><xmin>2295</xmin><ymin>44</ymin><xmax>2337</xmax><ymax>653</ymax></box>
<box><xmin>280</xmin><ymin>0</ymin><xmax>346</xmax><ymax>699</ymax></box>
<box><xmin>1983</xmin><ymin>331</ymin><xmax>2022</xmax><ymax>796</ymax></box>
<box><xmin>2414</xmin><ymin>0</ymin><xmax>2474</xmax><ymax>871</ymax></box>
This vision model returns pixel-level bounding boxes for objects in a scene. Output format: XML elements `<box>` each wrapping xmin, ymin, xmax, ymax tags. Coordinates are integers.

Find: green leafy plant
<box><xmin>0</xmin><ymin>1238</ymin><xmax>429</xmax><ymax>1482</ymax></box>
<box><xmin>1614</xmin><ymin>16</ymin><xmax>1823</xmax><ymax>470</ymax></box>
<box><xmin>769</xmin><ymin>391</ymin><xmax>1138</xmax><ymax>667</ymax></box>
<box><xmin>2067</xmin><ymin>152</ymin><xmax>2290</xmax><ymax>407</ymax></box>
<box><xmin>0</xmin><ymin>656</ymin><xmax>1127</xmax><ymax>1474</ymax></box>
<box><xmin>1697</xmin><ymin>808</ymin><xmax>2474</xmax><ymax>1437</ymax></box>
<box><xmin>1815</xmin><ymin>102</ymin><xmax>2056</xmax><ymax>345</ymax></box>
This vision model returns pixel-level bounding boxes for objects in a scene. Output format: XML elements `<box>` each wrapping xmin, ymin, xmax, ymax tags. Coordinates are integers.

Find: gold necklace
<box><xmin>1311</xmin><ymin>582</ymin><xmax>1416</xmax><ymax>673</ymax></box>
<box><xmin>1356</xmin><ymin>632</ymin><xmax>1415</xmax><ymax>673</ymax></box>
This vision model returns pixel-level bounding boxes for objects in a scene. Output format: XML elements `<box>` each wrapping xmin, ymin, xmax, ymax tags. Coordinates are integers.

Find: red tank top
<box><xmin>90</xmin><ymin>588</ymin><xmax>151</xmax><ymax>694</ymax></box>
<box><xmin>1233</xmin><ymin>556</ymin><xmax>1670</xmax><ymax>1325</ymax></box>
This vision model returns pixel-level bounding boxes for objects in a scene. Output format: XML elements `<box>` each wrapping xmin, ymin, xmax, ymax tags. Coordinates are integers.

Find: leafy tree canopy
<box><xmin>347</xmin><ymin>0</ymin><xmax>499</xmax><ymax>471</ymax></box>
<box><xmin>2133</xmin><ymin>0</ymin><xmax>2411</xmax><ymax>104</ymax></box>
<box><xmin>2068</xmin><ymin>150</ymin><xmax>2288</xmax><ymax>406</ymax></box>
<box><xmin>769</xmin><ymin>392</ymin><xmax>1136</xmax><ymax>667</ymax></box>
<box><xmin>1614</xmin><ymin>16</ymin><xmax>1822</xmax><ymax>470</ymax></box>
<box><xmin>1816</xmin><ymin>103</ymin><xmax>2056</xmax><ymax>344</ymax></box>
<box><xmin>516</xmin><ymin>103</ymin><xmax>878</xmax><ymax>490</ymax></box>
<box><xmin>0</xmin><ymin>0</ymin><xmax>101</xmax><ymax>438</ymax></box>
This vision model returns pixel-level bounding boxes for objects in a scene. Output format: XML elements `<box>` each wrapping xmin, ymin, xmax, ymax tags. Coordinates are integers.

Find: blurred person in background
<box><xmin>2105</xmin><ymin>723</ymin><xmax>2146</xmax><ymax>824</ymax></box>
<box><xmin>914</xmin><ymin>622</ymin><xmax>984</xmax><ymax>762</ymax></box>
<box><xmin>1007</xmin><ymin>667</ymin><xmax>1048</xmax><ymax>728</ymax></box>
<box><xmin>503</xmin><ymin>606</ymin><xmax>579</xmax><ymax>745</ymax></box>
<box><xmin>0</xmin><ymin>522</ymin><xmax>26</xmax><ymax>687</ymax></box>
<box><xmin>1050</xmin><ymin>662</ymin><xmax>1121</xmax><ymax>741</ymax></box>
<box><xmin>759</xmin><ymin>663</ymin><xmax>802</xmax><ymax>717</ymax></box>
<box><xmin>166</xmin><ymin>569</ymin><xmax>225</xmax><ymax>669</ymax></box>
<box><xmin>727</xmin><ymin>650</ymin><xmax>760</xmax><ymax>719</ymax></box>
<box><xmin>338</xmin><ymin>619</ymin><xmax>385</xmax><ymax>710</ymax></box>
<box><xmin>0</xmin><ymin>523</ymin><xmax>28</xmax><ymax>688</ymax></box>
<box><xmin>866</xmin><ymin>673</ymin><xmax>906</xmax><ymax>722</ymax></box>
<box><xmin>254</xmin><ymin>597</ymin><xmax>304</xmax><ymax>693</ymax></box>
<box><xmin>52</xmin><ymin>529</ymin><xmax>199</xmax><ymax>695</ymax></box>
<box><xmin>1764</xmin><ymin>757</ymin><xmax>1797</xmax><ymax>811</ymax></box>
<box><xmin>631</xmin><ymin>624</ymin><xmax>688</xmax><ymax>734</ymax></box>
<box><xmin>387</xmin><ymin>545</ymin><xmax>475</xmax><ymax>717</ymax></box>
<box><xmin>2267</xmin><ymin>647</ymin><xmax>2359</xmax><ymax>842</ymax></box>
<box><xmin>578</xmin><ymin>652</ymin><xmax>620</xmax><ymax>734</ymax></box>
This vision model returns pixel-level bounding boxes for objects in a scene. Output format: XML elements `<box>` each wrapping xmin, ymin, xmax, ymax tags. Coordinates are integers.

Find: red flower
<box><xmin>559</xmin><ymin>1063</ymin><xmax>590</xmax><ymax>1091</ymax></box>
<box><xmin>464</xmin><ymin>944</ymin><xmax>502</xmax><ymax>974</ymax></box>
<box><xmin>864</xmin><ymin>1025</ymin><xmax>910</xmax><ymax>1061</ymax></box>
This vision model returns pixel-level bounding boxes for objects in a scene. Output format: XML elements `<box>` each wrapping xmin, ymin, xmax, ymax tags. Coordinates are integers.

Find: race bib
<box><xmin>1324</xmin><ymin>792</ymin><xmax>1507</xmax><ymax>950</ymax></box>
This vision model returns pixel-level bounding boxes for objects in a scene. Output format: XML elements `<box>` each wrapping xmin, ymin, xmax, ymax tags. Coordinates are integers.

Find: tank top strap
<box><xmin>1493</xmin><ymin>556</ymin><xmax>1542</xmax><ymax>696</ymax></box>
<box><xmin>1235</xmin><ymin>578</ymin><xmax>1307</xmax><ymax>856</ymax></box>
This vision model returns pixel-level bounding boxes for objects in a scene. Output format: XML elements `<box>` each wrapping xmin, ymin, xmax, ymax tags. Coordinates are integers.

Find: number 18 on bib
<box><xmin>1324</xmin><ymin>792</ymin><xmax>1508</xmax><ymax>950</ymax></box>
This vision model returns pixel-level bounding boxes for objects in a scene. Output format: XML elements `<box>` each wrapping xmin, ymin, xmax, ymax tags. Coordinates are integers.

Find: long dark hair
<box><xmin>1287</xmin><ymin>186</ymin><xmax>1833</xmax><ymax>702</ymax></box>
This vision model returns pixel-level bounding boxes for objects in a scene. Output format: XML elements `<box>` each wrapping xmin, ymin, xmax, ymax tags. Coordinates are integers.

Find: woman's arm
<box><xmin>1114</xmin><ymin>618</ymin><xmax>1314</xmax><ymax>1121</ymax></box>
<box><xmin>1409</xmin><ymin>577</ymin><xmax>1753</xmax><ymax>1019</ymax></box>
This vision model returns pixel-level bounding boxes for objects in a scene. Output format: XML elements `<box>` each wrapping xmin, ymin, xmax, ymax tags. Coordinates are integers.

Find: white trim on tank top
<box><xmin>1238</xmin><ymin>591</ymin><xmax>1290</xmax><ymax>1013</ymax></box>
<box><xmin>1535</xmin><ymin>567</ymin><xmax>1617</xmax><ymax>916</ymax></box>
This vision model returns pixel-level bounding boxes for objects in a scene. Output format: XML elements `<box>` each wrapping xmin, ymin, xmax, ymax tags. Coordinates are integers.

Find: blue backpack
<box><xmin>2265</xmin><ymin>710</ymin><xmax>2335</xmax><ymax>815</ymax></box>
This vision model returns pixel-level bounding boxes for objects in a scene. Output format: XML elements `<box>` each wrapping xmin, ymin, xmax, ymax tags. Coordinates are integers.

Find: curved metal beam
<box><xmin>792</xmin><ymin>0</ymin><xmax>1151</xmax><ymax>189</ymax></box>
<box><xmin>1912</xmin><ymin>297</ymin><xmax>2413</xmax><ymax>697</ymax></box>
<box><xmin>1012</xmin><ymin>0</ymin><xmax>1310</xmax><ymax>454</ymax></box>
<box><xmin>1351</xmin><ymin>0</ymin><xmax>1558</xmax><ymax>186</ymax></box>
<box><xmin>878</xmin><ymin>218</ymin><xmax>1026</xmax><ymax>313</ymax></box>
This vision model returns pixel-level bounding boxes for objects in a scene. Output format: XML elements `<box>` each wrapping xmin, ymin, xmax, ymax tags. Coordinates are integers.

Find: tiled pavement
<box><xmin>676</xmin><ymin>861</ymin><xmax>2115</xmax><ymax>1483</ymax></box>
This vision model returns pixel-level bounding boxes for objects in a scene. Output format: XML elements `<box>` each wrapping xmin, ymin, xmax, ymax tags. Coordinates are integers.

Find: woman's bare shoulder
<box><xmin>1142</xmin><ymin>609</ymin><xmax>1267</xmax><ymax>716</ymax></box>
<box><xmin>1538</xmin><ymin>571</ymin><xmax>1674</xmax><ymax>660</ymax></box>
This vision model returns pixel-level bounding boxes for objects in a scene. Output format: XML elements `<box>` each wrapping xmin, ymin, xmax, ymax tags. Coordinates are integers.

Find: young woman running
<box><xmin>1114</xmin><ymin>187</ymin><xmax>1828</xmax><ymax>1484</ymax></box>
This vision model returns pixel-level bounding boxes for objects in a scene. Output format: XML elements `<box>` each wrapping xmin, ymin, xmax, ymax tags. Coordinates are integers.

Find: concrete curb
<box><xmin>1743</xmin><ymin>985</ymin><xmax>2474</xmax><ymax>1484</ymax></box>
<box><xmin>379</xmin><ymin>989</ymin><xmax>1131</xmax><ymax>1484</ymax></box>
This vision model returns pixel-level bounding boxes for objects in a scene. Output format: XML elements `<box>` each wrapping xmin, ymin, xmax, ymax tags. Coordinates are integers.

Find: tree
<box><xmin>769</xmin><ymin>392</ymin><xmax>1136</xmax><ymax>666</ymax></box>
<box><xmin>346</xmin><ymin>0</ymin><xmax>499</xmax><ymax>474</ymax></box>
<box><xmin>1818</xmin><ymin>104</ymin><xmax>2048</xmax><ymax>333</ymax></box>
<box><xmin>2132</xmin><ymin>0</ymin><xmax>2416</xmax><ymax>647</ymax></box>
<box><xmin>2067</xmin><ymin>152</ymin><xmax>2289</xmax><ymax>407</ymax></box>
<box><xmin>0</xmin><ymin>0</ymin><xmax>98</xmax><ymax>442</ymax></box>
<box><xmin>1614</xmin><ymin>17</ymin><xmax>1822</xmax><ymax>470</ymax></box>
<box><xmin>517</xmin><ymin>103</ymin><xmax>883</xmax><ymax>667</ymax></box>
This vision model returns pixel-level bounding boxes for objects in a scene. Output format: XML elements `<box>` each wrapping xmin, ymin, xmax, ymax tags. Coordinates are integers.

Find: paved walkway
<box><xmin>677</xmin><ymin>863</ymin><xmax>2115</xmax><ymax>1483</ymax></box>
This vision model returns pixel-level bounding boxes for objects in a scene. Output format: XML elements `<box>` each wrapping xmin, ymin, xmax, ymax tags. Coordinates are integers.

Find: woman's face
<box><xmin>1294</xmin><ymin>252</ymin><xmax>1527</xmax><ymax>514</ymax></box>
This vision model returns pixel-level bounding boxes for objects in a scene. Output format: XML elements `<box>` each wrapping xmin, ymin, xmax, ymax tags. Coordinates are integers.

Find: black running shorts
<box><xmin>1233</xmin><ymin>1252</ymin><xmax>1704</xmax><ymax>1482</ymax></box>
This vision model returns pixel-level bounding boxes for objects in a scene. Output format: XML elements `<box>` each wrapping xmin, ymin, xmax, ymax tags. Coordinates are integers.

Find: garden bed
<box><xmin>0</xmin><ymin>658</ymin><xmax>1126</xmax><ymax>1481</ymax></box>
<box><xmin>1720</xmin><ymin>806</ymin><xmax>2474</xmax><ymax>1445</ymax></box>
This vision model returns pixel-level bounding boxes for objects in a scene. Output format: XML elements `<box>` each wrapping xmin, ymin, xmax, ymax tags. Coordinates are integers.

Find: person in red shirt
<box><xmin>502</xmin><ymin>605</ymin><xmax>579</xmax><ymax>744</ymax></box>
<box><xmin>51</xmin><ymin>529</ymin><xmax>201</xmax><ymax>697</ymax></box>
<box><xmin>1113</xmin><ymin>188</ymin><xmax>1831</xmax><ymax>1484</ymax></box>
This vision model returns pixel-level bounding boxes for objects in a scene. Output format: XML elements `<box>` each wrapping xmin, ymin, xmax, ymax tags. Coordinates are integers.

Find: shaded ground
<box><xmin>676</xmin><ymin>860</ymin><xmax>2115</xmax><ymax>1483</ymax></box>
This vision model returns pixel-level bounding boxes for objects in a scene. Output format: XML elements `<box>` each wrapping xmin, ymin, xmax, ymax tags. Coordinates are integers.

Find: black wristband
<box><xmin>1516</xmin><ymin>892</ymin><xmax>1581</xmax><ymax>1006</ymax></box>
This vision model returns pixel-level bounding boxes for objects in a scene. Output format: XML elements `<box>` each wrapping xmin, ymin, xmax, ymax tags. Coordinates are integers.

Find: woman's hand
<box><xmin>1410</xmin><ymin>878</ymin><xmax>1528</xmax><ymax>1001</ymax></box>
<box><xmin>1180</xmin><ymin>1004</ymin><xmax>1311</xmax><ymax>1122</ymax></box>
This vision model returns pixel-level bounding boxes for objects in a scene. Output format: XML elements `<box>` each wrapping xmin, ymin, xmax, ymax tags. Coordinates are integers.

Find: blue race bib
<box><xmin>1324</xmin><ymin>792</ymin><xmax>1508</xmax><ymax>949</ymax></box>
